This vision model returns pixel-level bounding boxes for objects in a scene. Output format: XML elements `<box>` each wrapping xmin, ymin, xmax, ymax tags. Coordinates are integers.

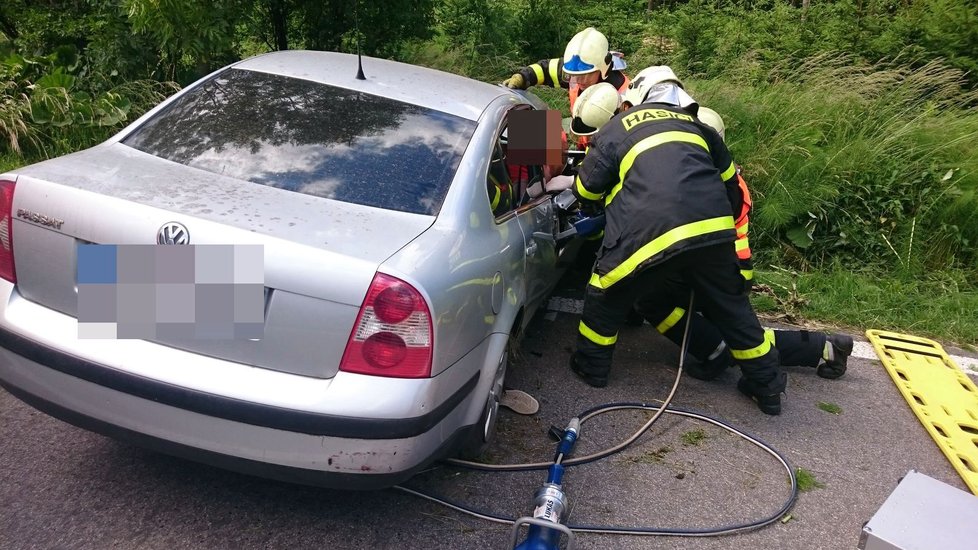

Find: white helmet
<box><xmin>697</xmin><ymin>106</ymin><xmax>726</xmax><ymax>141</ymax></box>
<box><xmin>622</xmin><ymin>65</ymin><xmax>684</xmax><ymax>107</ymax></box>
<box><xmin>562</xmin><ymin>27</ymin><xmax>611</xmax><ymax>77</ymax></box>
<box><xmin>570</xmin><ymin>82</ymin><xmax>621</xmax><ymax>136</ymax></box>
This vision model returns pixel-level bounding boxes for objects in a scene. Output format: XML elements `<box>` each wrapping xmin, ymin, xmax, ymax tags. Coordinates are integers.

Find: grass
<box><xmin>817</xmin><ymin>402</ymin><xmax>843</xmax><ymax>415</ymax></box>
<box><xmin>0</xmin><ymin>152</ymin><xmax>24</xmax><ymax>174</ymax></box>
<box><xmin>796</xmin><ymin>468</ymin><xmax>825</xmax><ymax>492</ymax></box>
<box><xmin>623</xmin><ymin>446</ymin><xmax>673</xmax><ymax>465</ymax></box>
<box><xmin>681</xmin><ymin>429</ymin><xmax>708</xmax><ymax>446</ymax></box>
<box><xmin>752</xmin><ymin>265</ymin><xmax>978</xmax><ymax>347</ymax></box>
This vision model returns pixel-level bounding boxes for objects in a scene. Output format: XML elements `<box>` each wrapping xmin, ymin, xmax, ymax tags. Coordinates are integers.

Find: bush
<box><xmin>0</xmin><ymin>47</ymin><xmax>178</xmax><ymax>158</ymax></box>
<box><xmin>694</xmin><ymin>53</ymin><xmax>978</xmax><ymax>275</ymax></box>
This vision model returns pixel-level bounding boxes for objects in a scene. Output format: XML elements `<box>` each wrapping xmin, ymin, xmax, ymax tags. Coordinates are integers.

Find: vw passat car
<box><xmin>0</xmin><ymin>51</ymin><xmax>582</xmax><ymax>489</ymax></box>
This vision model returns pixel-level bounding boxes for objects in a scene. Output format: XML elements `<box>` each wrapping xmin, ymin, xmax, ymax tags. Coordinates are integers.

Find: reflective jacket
<box><xmin>731</xmin><ymin>170</ymin><xmax>753</xmax><ymax>282</ymax></box>
<box><xmin>573</xmin><ymin>103</ymin><xmax>739</xmax><ymax>290</ymax></box>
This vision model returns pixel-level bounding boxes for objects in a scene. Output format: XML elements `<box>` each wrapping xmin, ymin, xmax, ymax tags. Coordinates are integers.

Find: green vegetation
<box><xmin>754</xmin><ymin>266</ymin><xmax>978</xmax><ymax>345</ymax></box>
<box><xmin>681</xmin><ymin>429</ymin><xmax>708</xmax><ymax>446</ymax></box>
<box><xmin>817</xmin><ymin>402</ymin><xmax>843</xmax><ymax>415</ymax></box>
<box><xmin>2</xmin><ymin>1</ymin><xmax>976</xmax><ymax>344</ymax></box>
<box><xmin>0</xmin><ymin>47</ymin><xmax>176</xmax><ymax>161</ymax></box>
<box><xmin>795</xmin><ymin>467</ymin><xmax>826</xmax><ymax>492</ymax></box>
<box><xmin>624</xmin><ymin>446</ymin><xmax>673</xmax><ymax>464</ymax></box>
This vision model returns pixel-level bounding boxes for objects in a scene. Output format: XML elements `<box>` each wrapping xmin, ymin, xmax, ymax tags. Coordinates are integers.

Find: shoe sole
<box><xmin>500</xmin><ymin>389</ymin><xmax>540</xmax><ymax>415</ymax></box>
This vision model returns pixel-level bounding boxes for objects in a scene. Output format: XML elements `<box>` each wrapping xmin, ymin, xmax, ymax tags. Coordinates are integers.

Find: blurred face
<box><xmin>569</xmin><ymin>71</ymin><xmax>601</xmax><ymax>90</ymax></box>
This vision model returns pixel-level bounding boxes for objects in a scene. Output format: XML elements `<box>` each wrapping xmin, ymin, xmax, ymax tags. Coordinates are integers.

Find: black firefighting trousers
<box><xmin>575</xmin><ymin>243</ymin><xmax>786</xmax><ymax>395</ymax></box>
<box><xmin>638</xmin><ymin>281</ymin><xmax>827</xmax><ymax>368</ymax></box>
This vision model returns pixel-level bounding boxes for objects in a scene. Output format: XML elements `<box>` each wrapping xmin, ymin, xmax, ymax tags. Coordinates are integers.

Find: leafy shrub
<box><xmin>0</xmin><ymin>47</ymin><xmax>177</xmax><ymax>158</ymax></box>
<box><xmin>432</xmin><ymin>0</ymin><xmax>522</xmax><ymax>80</ymax></box>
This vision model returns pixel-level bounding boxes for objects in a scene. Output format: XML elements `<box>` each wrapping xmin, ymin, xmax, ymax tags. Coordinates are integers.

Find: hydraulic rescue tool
<box><xmin>510</xmin><ymin>418</ymin><xmax>581</xmax><ymax>550</ymax></box>
<box><xmin>554</xmin><ymin>188</ymin><xmax>605</xmax><ymax>241</ymax></box>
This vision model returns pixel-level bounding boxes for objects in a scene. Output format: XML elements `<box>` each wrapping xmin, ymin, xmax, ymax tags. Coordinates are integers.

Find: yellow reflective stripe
<box><xmin>731</xmin><ymin>329</ymin><xmax>775</xmax><ymax>360</ymax></box>
<box><xmin>575</xmin><ymin>174</ymin><xmax>603</xmax><ymax>201</ymax></box>
<box><xmin>548</xmin><ymin>59</ymin><xmax>560</xmax><ymax>84</ymax></box>
<box><xmin>720</xmin><ymin>161</ymin><xmax>737</xmax><ymax>181</ymax></box>
<box><xmin>579</xmin><ymin>321</ymin><xmax>618</xmax><ymax>346</ymax></box>
<box><xmin>735</xmin><ymin>236</ymin><xmax>750</xmax><ymax>252</ymax></box>
<box><xmin>531</xmin><ymin>64</ymin><xmax>545</xmax><ymax>84</ymax></box>
<box><xmin>741</xmin><ymin>269</ymin><xmax>754</xmax><ymax>280</ymax></box>
<box><xmin>605</xmin><ymin>182</ymin><xmax>622</xmax><ymax>206</ymax></box>
<box><xmin>655</xmin><ymin>307</ymin><xmax>686</xmax><ymax>334</ymax></box>
<box><xmin>488</xmin><ymin>172</ymin><xmax>502</xmax><ymax>209</ymax></box>
<box><xmin>736</xmin><ymin>220</ymin><xmax>749</xmax><ymax>236</ymax></box>
<box><xmin>619</xmin><ymin>131</ymin><xmax>710</xmax><ymax>185</ymax></box>
<box><xmin>590</xmin><ymin>216</ymin><xmax>735</xmax><ymax>289</ymax></box>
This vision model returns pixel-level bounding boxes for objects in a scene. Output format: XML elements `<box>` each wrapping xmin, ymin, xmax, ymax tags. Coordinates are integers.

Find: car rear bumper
<box><xmin>0</xmin><ymin>339</ymin><xmax>474</xmax><ymax>489</ymax></box>
<box><xmin>0</xmin><ymin>282</ymin><xmax>482</xmax><ymax>489</ymax></box>
<box><xmin>1</xmin><ymin>376</ymin><xmax>468</xmax><ymax>490</ymax></box>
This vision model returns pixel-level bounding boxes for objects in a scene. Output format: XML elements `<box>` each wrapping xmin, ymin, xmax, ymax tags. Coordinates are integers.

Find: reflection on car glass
<box><xmin>122</xmin><ymin>68</ymin><xmax>477</xmax><ymax>215</ymax></box>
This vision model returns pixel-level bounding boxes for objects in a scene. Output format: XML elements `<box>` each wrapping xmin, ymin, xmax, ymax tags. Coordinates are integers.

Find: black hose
<box><xmin>394</xmin><ymin>291</ymin><xmax>799</xmax><ymax>538</ymax></box>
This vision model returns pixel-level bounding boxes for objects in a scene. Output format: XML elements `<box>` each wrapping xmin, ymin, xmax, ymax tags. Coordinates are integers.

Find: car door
<box><xmin>495</xmin><ymin>108</ymin><xmax>559</xmax><ymax>312</ymax></box>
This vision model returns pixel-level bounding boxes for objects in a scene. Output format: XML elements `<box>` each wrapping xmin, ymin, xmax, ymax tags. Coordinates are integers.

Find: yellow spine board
<box><xmin>866</xmin><ymin>329</ymin><xmax>978</xmax><ymax>495</ymax></box>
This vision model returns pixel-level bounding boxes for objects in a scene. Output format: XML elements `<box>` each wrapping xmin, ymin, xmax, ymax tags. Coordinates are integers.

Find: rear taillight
<box><xmin>339</xmin><ymin>273</ymin><xmax>433</xmax><ymax>378</ymax></box>
<box><xmin>0</xmin><ymin>179</ymin><xmax>16</xmax><ymax>283</ymax></box>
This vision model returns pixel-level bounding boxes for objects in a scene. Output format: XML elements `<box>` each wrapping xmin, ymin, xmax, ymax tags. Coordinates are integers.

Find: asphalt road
<box><xmin>3</xmin><ymin>274</ymin><xmax>976</xmax><ymax>550</ymax></box>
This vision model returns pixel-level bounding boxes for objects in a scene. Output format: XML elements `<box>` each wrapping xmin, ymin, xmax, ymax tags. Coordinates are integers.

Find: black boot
<box><xmin>624</xmin><ymin>307</ymin><xmax>646</xmax><ymax>327</ymax></box>
<box><xmin>685</xmin><ymin>347</ymin><xmax>733</xmax><ymax>381</ymax></box>
<box><xmin>569</xmin><ymin>353</ymin><xmax>609</xmax><ymax>388</ymax></box>
<box><xmin>817</xmin><ymin>334</ymin><xmax>853</xmax><ymax>379</ymax></box>
<box><xmin>737</xmin><ymin>376</ymin><xmax>783</xmax><ymax>415</ymax></box>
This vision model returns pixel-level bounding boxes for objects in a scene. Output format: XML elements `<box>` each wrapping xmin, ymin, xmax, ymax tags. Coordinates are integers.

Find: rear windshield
<box><xmin>122</xmin><ymin>68</ymin><xmax>476</xmax><ymax>215</ymax></box>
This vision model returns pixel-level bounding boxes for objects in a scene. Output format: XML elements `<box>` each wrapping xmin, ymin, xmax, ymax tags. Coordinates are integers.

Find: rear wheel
<box><xmin>457</xmin><ymin>338</ymin><xmax>509</xmax><ymax>460</ymax></box>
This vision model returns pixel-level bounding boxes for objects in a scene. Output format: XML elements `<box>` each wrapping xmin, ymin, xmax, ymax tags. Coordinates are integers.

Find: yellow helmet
<box><xmin>622</xmin><ymin>65</ymin><xmax>684</xmax><ymax>107</ymax></box>
<box><xmin>570</xmin><ymin>82</ymin><xmax>621</xmax><ymax>136</ymax></box>
<box><xmin>562</xmin><ymin>27</ymin><xmax>611</xmax><ymax>77</ymax></box>
<box><xmin>697</xmin><ymin>106</ymin><xmax>726</xmax><ymax>141</ymax></box>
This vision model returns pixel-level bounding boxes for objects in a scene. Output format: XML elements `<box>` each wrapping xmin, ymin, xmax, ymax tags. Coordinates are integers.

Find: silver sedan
<box><xmin>0</xmin><ymin>50</ymin><xmax>581</xmax><ymax>489</ymax></box>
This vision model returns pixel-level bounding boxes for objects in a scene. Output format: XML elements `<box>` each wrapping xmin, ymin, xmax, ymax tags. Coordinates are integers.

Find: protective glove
<box><xmin>544</xmin><ymin>174</ymin><xmax>574</xmax><ymax>193</ymax></box>
<box><xmin>503</xmin><ymin>73</ymin><xmax>526</xmax><ymax>90</ymax></box>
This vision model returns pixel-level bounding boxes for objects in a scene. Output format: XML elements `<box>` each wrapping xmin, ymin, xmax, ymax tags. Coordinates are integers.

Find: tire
<box><xmin>457</xmin><ymin>338</ymin><xmax>509</xmax><ymax>460</ymax></box>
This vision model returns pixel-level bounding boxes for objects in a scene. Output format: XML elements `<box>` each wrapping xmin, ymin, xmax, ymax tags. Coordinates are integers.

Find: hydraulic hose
<box><xmin>393</xmin><ymin>290</ymin><xmax>799</xmax><ymax>538</ymax></box>
<box><xmin>395</xmin><ymin>405</ymin><xmax>797</xmax><ymax>537</ymax></box>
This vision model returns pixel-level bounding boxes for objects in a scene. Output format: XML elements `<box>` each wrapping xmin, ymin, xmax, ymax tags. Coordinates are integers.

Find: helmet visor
<box><xmin>642</xmin><ymin>83</ymin><xmax>698</xmax><ymax>110</ymax></box>
<box><xmin>563</xmin><ymin>54</ymin><xmax>596</xmax><ymax>74</ymax></box>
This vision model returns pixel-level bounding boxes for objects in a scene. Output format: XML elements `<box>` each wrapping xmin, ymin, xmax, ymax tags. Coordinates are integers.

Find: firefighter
<box><xmin>569</xmin><ymin>75</ymin><xmax>854</xmax><ymax>384</ymax></box>
<box><xmin>647</xmin><ymin>106</ymin><xmax>853</xmax><ymax>381</ymax></box>
<box><xmin>568</xmin><ymin>70</ymin><xmax>787</xmax><ymax>415</ymax></box>
<box><xmin>503</xmin><ymin>27</ymin><xmax>629</xmax><ymax>107</ymax></box>
<box><xmin>502</xmin><ymin>27</ymin><xmax>630</xmax><ymax>152</ymax></box>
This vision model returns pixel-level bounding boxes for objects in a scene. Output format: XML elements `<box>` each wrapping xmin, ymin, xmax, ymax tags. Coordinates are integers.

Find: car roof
<box><xmin>232</xmin><ymin>50</ymin><xmax>511</xmax><ymax>121</ymax></box>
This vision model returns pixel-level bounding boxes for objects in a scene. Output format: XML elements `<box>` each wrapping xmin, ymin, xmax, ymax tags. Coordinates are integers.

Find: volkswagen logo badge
<box><xmin>157</xmin><ymin>222</ymin><xmax>190</xmax><ymax>245</ymax></box>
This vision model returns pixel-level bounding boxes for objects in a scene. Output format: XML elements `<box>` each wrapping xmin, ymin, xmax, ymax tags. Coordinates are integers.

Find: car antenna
<box><xmin>354</xmin><ymin>0</ymin><xmax>366</xmax><ymax>80</ymax></box>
